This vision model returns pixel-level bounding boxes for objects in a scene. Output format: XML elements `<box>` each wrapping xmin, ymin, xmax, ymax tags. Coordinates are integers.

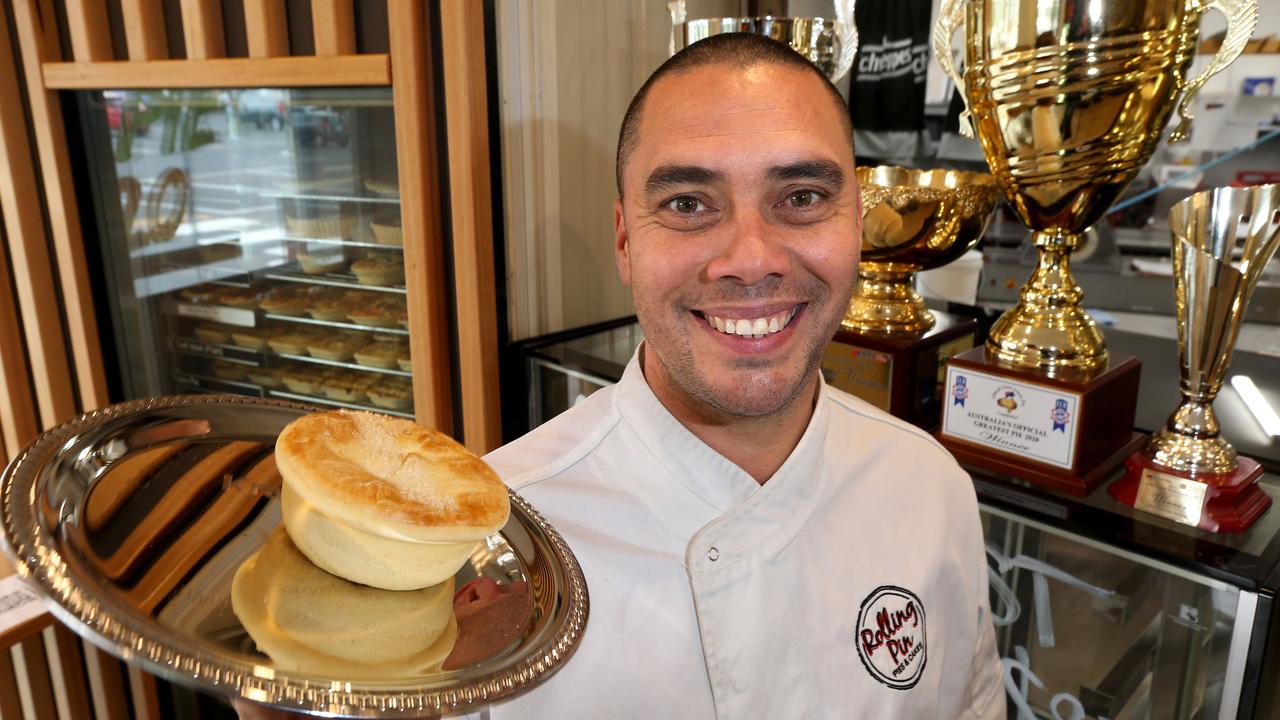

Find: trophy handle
<box><xmin>931</xmin><ymin>0</ymin><xmax>972</xmax><ymax>138</ymax></box>
<box><xmin>668</xmin><ymin>1</ymin><xmax>686</xmax><ymax>57</ymax></box>
<box><xmin>1170</xmin><ymin>0</ymin><xmax>1258</xmax><ymax>143</ymax></box>
<box><xmin>831</xmin><ymin>0</ymin><xmax>859</xmax><ymax>84</ymax></box>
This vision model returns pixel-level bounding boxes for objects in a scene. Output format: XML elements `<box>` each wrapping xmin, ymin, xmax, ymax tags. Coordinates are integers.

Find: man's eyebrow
<box><xmin>766</xmin><ymin>160</ymin><xmax>845</xmax><ymax>189</ymax></box>
<box><xmin>643</xmin><ymin>165</ymin><xmax>726</xmax><ymax>196</ymax></box>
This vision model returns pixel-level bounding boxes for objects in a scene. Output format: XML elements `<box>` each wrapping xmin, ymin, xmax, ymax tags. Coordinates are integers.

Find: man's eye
<box><xmin>787</xmin><ymin>190</ymin><xmax>820</xmax><ymax>208</ymax></box>
<box><xmin>666</xmin><ymin>196</ymin><xmax>703</xmax><ymax>214</ymax></box>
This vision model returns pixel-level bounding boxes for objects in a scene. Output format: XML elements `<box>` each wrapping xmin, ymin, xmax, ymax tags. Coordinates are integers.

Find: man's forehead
<box><xmin>626</xmin><ymin>63</ymin><xmax>849</xmax><ymax>184</ymax></box>
<box><xmin>640</xmin><ymin>64</ymin><xmax>825</xmax><ymax>131</ymax></box>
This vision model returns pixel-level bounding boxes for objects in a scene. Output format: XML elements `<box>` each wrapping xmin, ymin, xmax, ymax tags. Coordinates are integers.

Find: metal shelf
<box><xmin>261</xmin><ymin>313</ymin><xmax>408</xmax><ymax>335</ymax></box>
<box><xmin>263</xmin><ymin>268</ymin><xmax>406</xmax><ymax>294</ymax></box>
<box><xmin>274</xmin><ymin>235</ymin><xmax>404</xmax><ymax>251</ymax></box>
<box><xmin>261</xmin><ymin>189</ymin><xmax>400</xmax><ymax>205</ymax></box>
<box><xmin>170</xmin><ymin>335</ymin><xmax>408</xmax><ymax>377</ymax></box>
<box><xmin>274</xmin><ymin>352</ymin><xmax>411</xmax><ymax>377</ymax></box>
<box><xmin>268</xmin><ymin>389</ymin><xmax>414</xmax><ymax>419</ymax></box>
<box><xmin>171</xmin><ymin>371</ymin><xmax>266</xmax><ymax>396</ymax></box>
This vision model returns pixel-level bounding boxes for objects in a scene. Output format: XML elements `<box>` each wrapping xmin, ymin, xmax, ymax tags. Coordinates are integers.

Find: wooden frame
<box><xmin>244</xmin><ymin>0</ymin><xmax>289</xmax><ymax>58</ymax></box>
<box><xmin>313</xmin><ymin>0</ymin><xmax>357</xmax><ymax>56</ymax></box>
<box><xmin>0</xmin><ymin>1</ymin><xmax>80</xmax><ymax>428</ymax></box>
<box><xmin>43</xmin><ymin>54</ymin><xmax>391</xmax><ymax>88</ymax></box>
<box><xmin>10</xmin><ymin>0</ymin><xmax>110</xmax><ymax>415</ymax></box>
<box><xmin>389</xmin><ymin>0</ymin><xmax>454</xmax><ymax>434</ymax></box>
<box><xmin>120</xmin><ymin>0</ymin><xmax>168</xmax><ymax>60</ymax></box>
<box><xmin>64</xmin><ymin>0</ymin><xmax>113</xmax><ymax>62</ymax></box>
<box><xmin>179</xmin><ymin>0</ymin><xmax>226</xmax><ymax>60</ymax></box>
<box><xmin>440</xmin><ymin>0</ymin><xmax>502</xmax><ymax>452</ymax></box>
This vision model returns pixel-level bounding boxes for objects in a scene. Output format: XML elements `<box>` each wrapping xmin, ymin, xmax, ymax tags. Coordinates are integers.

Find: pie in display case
<box><xmin>77</xmin><ymin>87</ymin><xmax>413</xmax><ymax>416</ymax></box>
<box><xmin>515</xmin><ymin>318</ymin><xmax>1280</xmax><ymax>717</ymax></box>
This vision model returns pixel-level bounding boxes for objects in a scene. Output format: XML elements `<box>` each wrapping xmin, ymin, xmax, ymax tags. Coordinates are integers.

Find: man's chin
<box><xmin>695</xmin><ymin>374</ymin><xmax>812</xmax><ymax>419</ymax></box>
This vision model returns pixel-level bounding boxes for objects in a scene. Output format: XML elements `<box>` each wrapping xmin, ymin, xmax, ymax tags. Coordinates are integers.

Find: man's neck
<box><xmin>640</xmin><ymin>347</ymin><xmax>818</xmax><ymax>485</ymax></box>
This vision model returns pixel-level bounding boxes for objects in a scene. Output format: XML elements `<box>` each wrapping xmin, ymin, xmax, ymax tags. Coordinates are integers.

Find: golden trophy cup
<box><xmin>934</xmin><ymin>0</ymin><xmax>1257</xmax><ymax>495</ymax></box>
<box><xmin>1110</xmin><ymin>185</ymin><xmax>1280</xmax><ymax>532</ymax></box>
<box><xmin>823</xmin><ymin>166</ymin><xmax>998</xmax><ymax>427</ymax></box>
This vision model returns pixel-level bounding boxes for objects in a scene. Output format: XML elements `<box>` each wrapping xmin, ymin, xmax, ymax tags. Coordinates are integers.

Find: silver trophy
<box><xmin>1146</xmin><ymin>184</ymin><xmax>1280</xmax><ymax>476</ymax></box>
<box><xmin>669</xmin><ymin>1</ymin><xmax>858</xmax><ymax>83</ymax></box>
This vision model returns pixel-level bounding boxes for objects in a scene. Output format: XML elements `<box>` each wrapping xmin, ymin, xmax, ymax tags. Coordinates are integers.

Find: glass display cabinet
<box><xmin>516</xmin><ymin>318</ymin><xmax>1280</xmax><ymax>718</ymax></box>
<box><xmin>75</xmin><ymin>87</ymin><xmax>414</xmax><ymax>418</ymax></box>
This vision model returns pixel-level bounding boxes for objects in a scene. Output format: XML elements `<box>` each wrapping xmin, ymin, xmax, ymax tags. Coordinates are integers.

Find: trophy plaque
<box><xmin>1110</xmin><ymin>185</ymin><xmax>1280</xmax><ymax>533</ymax></box>
<box><xmin>824</xmin><ymin>166</ymin><xmax>998</xmax><ymax>427</ymax></box>
<box><xmin>933</xmin><ymin>0</ymin><xmax>1256</xmax><ymax>492</ymax></box>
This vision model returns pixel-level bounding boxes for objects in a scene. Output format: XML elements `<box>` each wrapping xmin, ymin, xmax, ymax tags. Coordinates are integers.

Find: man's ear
<box><xmin>614</xmin><ymin>198</ymin><xmax>632</xmax><ymax>286</ymax></box>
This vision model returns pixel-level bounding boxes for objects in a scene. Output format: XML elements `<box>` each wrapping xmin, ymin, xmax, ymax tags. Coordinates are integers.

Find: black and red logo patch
<box><xmin>855</xmin><ymin>585</ymin><xmax>927</xmax><ymax>690</ymax></box>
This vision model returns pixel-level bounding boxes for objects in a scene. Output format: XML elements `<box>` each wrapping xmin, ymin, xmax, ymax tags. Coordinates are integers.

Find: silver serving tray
<box><xmin>0</xmin><ymin>395</ymin><xmax>588</xmax><ymax>717</ymax></box>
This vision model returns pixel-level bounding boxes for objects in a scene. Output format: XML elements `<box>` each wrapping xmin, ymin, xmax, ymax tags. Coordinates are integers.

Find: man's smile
<box><xmin>690</xmin><ymin>304</ymin><xmax>808</xmax><ymax>350</ymax></box>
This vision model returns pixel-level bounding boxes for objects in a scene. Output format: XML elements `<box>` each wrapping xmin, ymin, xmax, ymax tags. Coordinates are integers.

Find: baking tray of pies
<box><xmin>0</xmin><ymin>395</ymin><xmax>587</xmax><ymax>717</ymax></box>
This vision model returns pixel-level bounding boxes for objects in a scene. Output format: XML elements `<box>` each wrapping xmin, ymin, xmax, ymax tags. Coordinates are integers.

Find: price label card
<box><xmin>0</xmin><ymin>576</ymin><xmax>47</xmax><ymax>635</ymax></box>
<box><xmin>175</xmin><ymin>303</ymin><xmax>256</xmax><ymax>328</ymax></box>
<box><xmin>1135</xmin><ymin>468</ymin><xmax>1206</xmax><ymax>527</ymax></box>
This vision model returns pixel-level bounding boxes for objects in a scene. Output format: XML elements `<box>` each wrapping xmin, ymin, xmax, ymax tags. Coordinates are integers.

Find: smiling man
<box><xmin>481</xmin><ymin>33</ymin><xmax>1003</xmax><ymax>718</ymax></box>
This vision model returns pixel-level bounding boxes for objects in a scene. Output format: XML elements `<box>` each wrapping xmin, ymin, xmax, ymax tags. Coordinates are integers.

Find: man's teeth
<box><xmin>708</xmin><ymin>307</ymin><xmax>798</xmax><ymax>338</ymax></box>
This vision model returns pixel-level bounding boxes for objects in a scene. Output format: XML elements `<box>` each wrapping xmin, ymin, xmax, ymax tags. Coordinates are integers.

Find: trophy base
<box><xmin>1108</xmin><ymin>452</ymin><xmax>1271</xmax><ymax>533</ymax></box>
<box><xmin>947</xmin><ymin>431</ymin><xmax>1146</xmax><ymax>497</ymax></box>
<box><xmin>937</xmin><ymin>347</ymin><xmax>1142</xmax><ymax>496</ymax></box>
<box><xmin>823</xmin><ymin>311</ymin><xmax>977</xmax><ymax>429</ymax></box>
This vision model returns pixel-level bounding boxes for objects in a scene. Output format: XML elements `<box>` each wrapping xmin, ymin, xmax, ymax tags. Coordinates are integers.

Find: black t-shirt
<box><xmin>850</xmin><ymin>0</ymin><xmax>932</xmax><ymax>133</ymax></box>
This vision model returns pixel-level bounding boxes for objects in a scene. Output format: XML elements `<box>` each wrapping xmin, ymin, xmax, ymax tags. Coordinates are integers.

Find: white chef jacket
<box><xmin>480</xmin><ymin>349</ymin><xmax>1004</xmax><ymax>719</ymax></box>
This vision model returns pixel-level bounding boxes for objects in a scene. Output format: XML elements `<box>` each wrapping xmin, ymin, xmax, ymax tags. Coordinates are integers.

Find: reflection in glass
<box><xmin>85</xmin><ymin>87</ymin><xmax>412</xmax><ymax>416</ymax></box>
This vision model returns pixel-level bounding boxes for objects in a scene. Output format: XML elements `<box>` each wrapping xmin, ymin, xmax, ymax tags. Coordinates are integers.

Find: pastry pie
<box><xmin>283</xmin><ymin>366</ymin><xmax>326</xmax><ymax>395</ymax></box>
<box><xmin>352</xmin><ymin>341</ymin><xmax>405</xmax><ymax>370</ymax></box>
<box><xmin>269</xmin><ymin>330</ymin><xmax>322</xmax><ymax>356</ymax></box>
<box><xmin>260</xmin><ymin>287</ymin><xmax>311</xmax><ymax>316</ymax></box>
<box><xmin>369</xmin><ymin>214</ymin><xmax>403</xmax><ymax>246</ymax></box>
<box><xmin>230</xmin><ymin>325</ymin><xmax>270</xmax><ymax>350</ymax></box>
<box><xmin>368</xmin><ymin>377</ymin><xmax>413</xmax><ymax>410</ymax></box>
<box><xmin>322</xmin><ymin>371</ymin><xmax>379</xmax><ymax>403</ymax></box>
<box><xmin>246</xmin><ymin>365</ymin><xmax>285</xmax><ymax>389</ymax></box>
<box><xmin>348</xmin><ymin>296</ymin><xmax>407</xmax><ymax>328</ymax></box>
<box><xmin>217</xmin><ymin>287</ymin><xmax>261</xmax><ymax>309</ymax></box>
<box><xmin>307</xmin><ymin>296</ymin><xmax>354</xmax><ymax>322</ymax></box>
<box><xmin>212</xmin><ymin>360</ymin><xmax>249</xmax><ymax>382</ymax></box>
<box><xmin>308</xmin><ymin>335</ymin><xmax>368</xmax><ymax>362</ymax></box>
<box><xmin>297</xmin><ymin>248</ymin><xmax>347</xmax><ymax>275</ymax></box>
<box><xmin>351</xmin><ymin>255</ymin><xmax>405</xmax><ymax>287</ymax></box>
<box><xmin>274</xmin><ymin>410</ymin><xmax>510</xmax><ymax>590</ymax></box>
<box><xmin>194</xmin><ymin>323</ymin><xmax>234</xmax><ymax>345</ymax></box>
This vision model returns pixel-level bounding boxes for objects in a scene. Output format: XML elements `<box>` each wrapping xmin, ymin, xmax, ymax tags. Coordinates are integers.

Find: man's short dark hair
<box><xmin>616</xmin><ymin>32</ymin><xmax>854</xmax><ymax>197</ymax></box>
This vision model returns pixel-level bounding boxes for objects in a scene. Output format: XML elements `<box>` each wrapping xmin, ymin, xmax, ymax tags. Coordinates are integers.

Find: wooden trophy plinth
<box><xmin>822</xmin><ymin>311</ymin><xmax>977</xmax><ymax>428</ymax></box>
<box><xmin>937</xmin><ymin>346</ymin><xmax>1144</xmax><ymax>497</ymax></box>
<box><xmin>1108</xmin><ymin>452</ymin><xmax>1271</xmax><ymax>533</ymax></box>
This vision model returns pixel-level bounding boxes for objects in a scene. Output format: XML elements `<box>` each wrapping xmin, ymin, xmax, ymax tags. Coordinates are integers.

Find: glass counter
<box><xmin>516</xmin><ymin>318</ymin><xmax>1280</xmax><ymax>718</ymax></box>
<box><xmin>75</xmin><ymin>87</ymin><xmax>413</xmax><ymax>416</ymax></box>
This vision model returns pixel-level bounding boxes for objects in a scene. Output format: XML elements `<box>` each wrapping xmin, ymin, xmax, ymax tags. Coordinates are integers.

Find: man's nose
<box><xmin>706</xmin><ymin>209</ymin><xmax>792</xmax><ymax>285</ymax></box>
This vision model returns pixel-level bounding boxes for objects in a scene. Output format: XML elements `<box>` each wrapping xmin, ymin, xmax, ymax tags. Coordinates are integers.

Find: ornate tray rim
<box><xmin>0</xmin><ymin>394</ymin><xmax>589</xmax><ymax>716</ymax></box>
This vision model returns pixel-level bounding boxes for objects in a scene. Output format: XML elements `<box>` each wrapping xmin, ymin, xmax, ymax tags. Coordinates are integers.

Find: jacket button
<box><xmin>707</xmin><ymin>547</ymin><xmax>720</xmax><ymax>561</ymax></box>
